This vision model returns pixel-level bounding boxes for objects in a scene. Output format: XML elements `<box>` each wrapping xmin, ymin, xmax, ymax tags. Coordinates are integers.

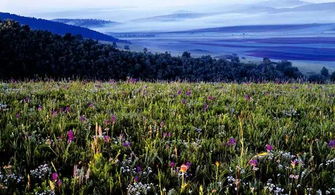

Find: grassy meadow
<box><xmin>0</xmin><ymin>81</ymin><xmax>335</xmax><ymax>194</ymax></box>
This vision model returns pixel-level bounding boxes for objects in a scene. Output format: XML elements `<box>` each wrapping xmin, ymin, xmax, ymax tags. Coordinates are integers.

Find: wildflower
<box><xmin>207</xmin><ymin>96</ymin><xmax>215</xmax><ymax>101</ymax></box>
<box><xmin>177</xmin><ymin>90</ymin><xmax>182</xmax><ymax>95</ymax></box>
<box><xmin>134</xmin><ymin>166</ymin><xmax>141</xmax><ymax>173</ymax></box>
<box><xmin>181</xmin><ymin>99</ymin><xmax>187</xmax><ymax>104</ymax></box>
<box><xmin>215</xmin><ymin>161</ymin><xmax>220</xmax><ymax>167</ymax></box>
<box><xmin>51</xmin><ymin>173</ymin><xmax>58</xmax><ymax>181</ymax></box>
<box><xmin>186</xmin><ymin>90</ymin><xmax>192</xmax><ymax>96</ymax></box>
<box><xmin>63</xmin><ymin>106</ymin><xmax>70</xmax><ymax>113</ymax></box>
<box><xmin>203</xmin><ymin>103</ymin><xmax>209</xmax><ymax>111</ymax></box>
<box><xmin>328</xmin><ymin>140</ymin><xmax>335</xmax><ymax>148</ymax></box>
<box><xmin>266</xmin><ymin>144</ymin><xmax>274</xmax><ymax>152</ymax></box>
<box><xmin>227</xmin><ymin>138</ymin><xmax>237</xmax><ymax>146</ymax></box>
<box><xmin>122</xmin><ymin>141</ymin><xmax>131</xmax><ymax>147</ymax></box>
<box><xmin>23</xmin><ymin>97</ymin><xmax>31</xmax><ymax>103</ymax></box>
<box><xmin>15</xmin><ymin>113</ymin><xmax>20</xmax><ymax>118</ymax></box>
<box><xmin>169</xmin><ymin>161</ymin><xmax>176</xmax><ymax>168</ymax></box>
<box><xmin>128</xmin><ymin>78</ymin><xmax>138</xmax><ymax>84</ymax></box>
<box><xmin>103</xmin><ymin>136</ymin><xmax>111</xmax><ymax>143</ymax></box>
<box><xmin>87</xmin><ymin>103</ymin><xmax>95</xmax><ymax>108</ymax></box>
<box><xmin>289</xmin><ymin>174</ymin><xmax>299</xmax><ymax>180</ymax></box>
<box><xmin>244</xmin><ymin>95</ymin><xmax>251</xmax><ymax>101</ymax></box>
<box><xmin>57</xmin><ymin>180</ymin><xmax>62</xmax><ymax>187</ymax></box>
<box><xmin>37</xmin><ymin>105</ymin><xmax>43</xmax><ymax>111</ymax></box>
<box><xmin>134</xmin><ymin>176</ymin><xmax>139</xmax><ymax>183</ymax></box>
<box><xmin>249</xmin><ymin>159</ymin><xmax>258</xmax><ymax>167</ymax></box>
<box><xmin>185</xmin><ymin>162</ymin><xmax>192</xmax><ymax>168</ymax></box>
<box><xmin>111</xmin><ymin>115</ymin><xmax>117</xmax><ymax>124</ymax></box>
<box><xmin>291</xmin><ymin>159</ymin><xmax>299</xmax><ymax>168</ymax></box>
<box><xmin>67</xmin><ymin>130</ymin><xmax>75</xmax><ymax>143</ymax></box>
<box><xmin>51</xmin><ymin>110</ymin><xmax>58</xmax><ymax>117</ymax></box>
<box><xmin>163</xmin><ymin>132</ymin><xmax>172</xmax><ymax>138</ymax></box>
<box><xmin>104</xmin><ymin>119</ymin><xmax>111</xmax><ymax>125</ymax></box>
<box><xmin>180</xmin><ymin>164</ymin><xmax>189</xmax><ymax>173</ymax></box>
<box><xmin>80</xmin><ymin>115</ymin><xmax>87</xmax><ymax>122</ymax></box>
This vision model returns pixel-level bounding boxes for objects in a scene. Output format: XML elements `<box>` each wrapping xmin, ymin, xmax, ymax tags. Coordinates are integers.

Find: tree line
<box><xmin>0</xmin><ymin>20</ymin><xmax>331</xmax><ymax>82</ymax></box>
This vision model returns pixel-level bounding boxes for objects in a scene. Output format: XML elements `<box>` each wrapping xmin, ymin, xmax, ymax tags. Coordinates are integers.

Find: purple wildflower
<box><xmin>122</xmin><ymin>141</ymin><xmax>131</xmax><ymax>147</ymax></box>
<box><xmin>134</xmin><ymin>176</ymin><xmax>139</xmax><ymax>183</ymax></box>
<box><xmin>67</xmin><ymin>130</ymin><xmax>75</xmax><ymax>143</ymax></box>
<box><xmin>244</xmin><ymin>95</ymin><xmax>251</xmax><ymax>101</ymax></box>
<box><xmin>51</xmin><ymin>110</ymin><xmax>58</xmax><ymax>117</ymax></box>
<box><xmin>80</xmin><ymin>115</ymin><xmax>87</xmax><ymax>122</ymax></box>
<box><xmin>227</xmin><ymin>138</ymin><xmax>237</xmax><ymax>146</ymax></box>
<box><xmin>104</xmin><ymin>119</ymin><xmax>111</xmax><ymax>125</ymax></box>
<box><xmin>207</xmin><ymin>96</ymin><xmax>215</xmax><ymax>101</ymax></box>
<box><xmin>127</xmin><ymin>77</ymin><xmax>138</xmax><ymax>84</ymax></box>
<box><xmin>185</xmin><ymin>162</ymin><xmax>192</xmax><ymax>168</ymax></box>
<box><xmin>104</xmin><ymin>136</ymin><xmax>111</xmax><ymax>143</ymax></box>
<box><xmin>37</xmin><ymin>105</ymin><xmax>43</xmax><ymax>111</ymax></box>
<box><xmin>57</xmin><ymin>179</ymin><xmax>62</xmax><ymax>186</ymax></box>
<box><xmin>87</xmin><ymin>103</ymin><xmax>95</xmax><ymax>108</ymax></box>
<box><xmin>265</xmin><ymin>144</ymin><xmax>274</xmax><ymax>152</ymax></box>
<box><xmin>111</xmin><ymin>115</ymin><xmax>117</xmax><ymax>124</ymax></box>
<box><xmin>63</xmin><ymin>106</ymin><xmax>70</xmax><ymax>113</ymax></box>
<box><xmin>177</xmin><ymin>90</ymin><xmax>182</xmax><ymax>95</ymax></box>
<box><xmin>23</xmin><ymin>97</ymin><xmax>31</xmax><ymax>103</ymax></box>
<box><xmin>15</xmin><ymin>113</ymin><xmax>20</xmax><ymax>118</ymax></box>
<box><xmin>291</xmin><ymin>159</ymin><xmax>300</xmax><ymax>168</ymax></box>
<box><xmin>51</xmin><ymin>173</ymin><xmax>59</xmax><ymax>181</ymax></box>
<box><xmin>186</xmin><ymin>90</ymin><xmax>192</xmax><ymax>96</ymax></box>
<box><xmin>203</xmin><ymin>103</ymin><xmax>209</xmax><ymax>111</ymax></box>
<box><xmin>249</xmin><ymin>159</ymin><xmax>258</xmax><ymax>167</ymax></box>
<box><xmin>169</xmin><ymin>161</ymin><xmax>176</xmax><ymax>168</ymax></box>
<box><xmin>181</xmin><ymin>99</ymin><xmax>187</xmax><ymax>104</ymax></box>
<box><xmin>163</xmin><ymin>132</ymin><xmax>172</xmax><ymax>138</ymax></box>
<box><xmin>328</xmin><ymin>140</ymin><xmax>335</xmax><ymax>148</ymax></box>
<box><xmin>136</xmin><ymin>166</ymin><xmax>142</xmax><ymax>173</ymax></box>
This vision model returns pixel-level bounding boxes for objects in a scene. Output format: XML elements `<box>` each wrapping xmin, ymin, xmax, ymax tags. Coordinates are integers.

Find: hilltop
<box><xmin>0</xmin><ymin>12</ymin><xmax>125</xmax><ymax>43</ymax></box>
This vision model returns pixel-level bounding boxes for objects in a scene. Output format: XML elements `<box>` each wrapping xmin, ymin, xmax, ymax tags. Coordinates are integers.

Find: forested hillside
<box><xmin>0</xmin><ymin>13</ymin><xmax>122</xmax><ymax>42</ymax></box>
<box><xmin>0</xmin><ymin>20</ymin><xmax>304</xmax><ymax>82</ymax></box>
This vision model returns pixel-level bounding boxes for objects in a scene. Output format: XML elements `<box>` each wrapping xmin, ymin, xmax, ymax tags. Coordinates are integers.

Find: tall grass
<box><xmin>0</xmin><ymin>81</ymin><xmax>334</xmax><ymax>194</ymax></box>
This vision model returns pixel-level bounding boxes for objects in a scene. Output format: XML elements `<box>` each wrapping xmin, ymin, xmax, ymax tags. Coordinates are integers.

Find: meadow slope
<box><xmin>0</xmin><ymin>81</ymin><xmax>335</xmax><ymax>194</ymax></box>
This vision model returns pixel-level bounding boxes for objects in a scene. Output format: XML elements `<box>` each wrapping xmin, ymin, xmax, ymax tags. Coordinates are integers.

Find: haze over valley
<box><xmin>2</xmin><ymin>0</ymin><xmax>335</xmax><ymax>73</ymax></box>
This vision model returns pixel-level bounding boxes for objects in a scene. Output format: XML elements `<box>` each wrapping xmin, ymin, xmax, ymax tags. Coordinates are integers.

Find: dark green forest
<box><xmin>0</xmin><ymin>20</ymin><xmax>331</xmax><ymax>82</ymax></box>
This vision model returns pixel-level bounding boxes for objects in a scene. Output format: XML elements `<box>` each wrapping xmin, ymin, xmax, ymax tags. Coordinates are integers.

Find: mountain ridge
<box><xmin>0</xmin><ymin>12</ymin><xmax>127</xmax><ymax>43</ymax></box>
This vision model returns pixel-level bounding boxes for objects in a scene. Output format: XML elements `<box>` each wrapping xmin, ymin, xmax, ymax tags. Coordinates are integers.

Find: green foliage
<box><xmin>0</xmin><ymin>81</ymin><xmax>335</xmax><ymax>194</ymax></box>
<box><xmin>0</xmin><ymin>20</ymin><xmax>304</xmax><ymax>82</ymax></box>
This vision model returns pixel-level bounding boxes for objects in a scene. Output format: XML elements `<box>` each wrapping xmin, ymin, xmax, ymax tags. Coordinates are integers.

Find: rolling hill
<box><xmin>52</xmin><ymin>18</ymin><xmax>119</xmax><ymax>28</ymax></box>
<box><xmin>0</xmin><ymin>12</ymin><xmax>127</xmax><ymax>43</ymax></box>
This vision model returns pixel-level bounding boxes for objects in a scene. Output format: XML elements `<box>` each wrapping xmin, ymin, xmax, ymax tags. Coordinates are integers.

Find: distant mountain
<box><xmin>0</xmin><ymin>12</ymin><xmax>127</xmax><ymax>43</ymax></box>
<box><xmin>259</xmin><ymin>0</ymin><xmax>307</xmax><ymax>8</ymax></box>
<box><xmin>277</xmin><ymin>2</ymin><xmax>335</xmax><ymax>12</ymax></box>
<box><xmin>134</xmin><ymin>12</ymin><xmax>210</xmax><ymax>22</ymax></box>
<box><xmin>173</xmin><ymin>24</ymin><xmax>335</xmax><ymax>34</ymax></box>
<box><xmin>52</xmin><ymin>18</ymin><xmax>119</xmax><ymax>28</ymax></box>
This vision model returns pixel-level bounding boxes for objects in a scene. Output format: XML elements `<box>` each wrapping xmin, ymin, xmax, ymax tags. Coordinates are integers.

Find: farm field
<box><xmin>0</xmin><ymin>81</ymin><xmax>335</xmax><ymax>194</ymax></box>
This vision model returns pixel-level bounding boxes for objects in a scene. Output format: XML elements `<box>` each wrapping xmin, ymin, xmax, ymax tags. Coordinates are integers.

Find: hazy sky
<box><xmin>1</xmin><ymin>0</ymin><xmax>335</xmax><ymax>23</ymax></box>
<box><xmin>2</xmin><ymin>0</ymin><xmax>335</xmax><ymax>13</ymax></box>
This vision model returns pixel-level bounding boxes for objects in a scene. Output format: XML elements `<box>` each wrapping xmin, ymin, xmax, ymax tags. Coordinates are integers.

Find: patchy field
<box><xmin>0</xmin><ymin>81</ymin><xmax>335</xmax><ymax>194</ymax></box>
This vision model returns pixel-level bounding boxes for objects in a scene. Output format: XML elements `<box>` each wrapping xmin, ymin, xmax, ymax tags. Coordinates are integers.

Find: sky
<box><xmin>1</xmin><ymin>0</ymin><xmax>335</xmax><ymax>32</ymax></box>
<box><xmin>2</xmin><ymin>0</ymin><xmax>335</xmax><ymax>15</ymax></box>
